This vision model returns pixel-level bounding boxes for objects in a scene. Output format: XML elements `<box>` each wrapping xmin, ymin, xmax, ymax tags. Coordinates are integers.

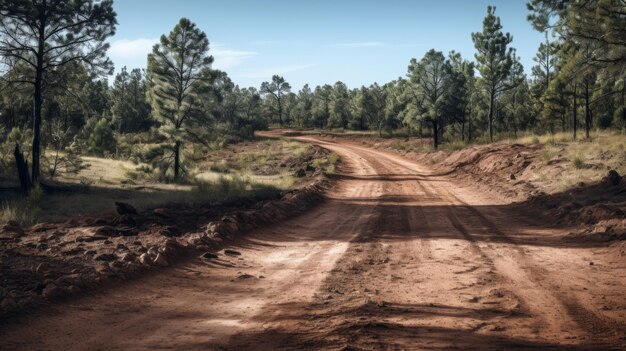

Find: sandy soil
<box><xmin>0</xmin><ymin>133</ymin><xmax>625</xmax><ymax>350</ymax></box>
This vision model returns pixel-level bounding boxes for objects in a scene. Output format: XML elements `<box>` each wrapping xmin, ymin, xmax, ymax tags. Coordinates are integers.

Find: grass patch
<box><xmin>571</xmin><ymin>154</ymin><xmax>585</xmax><ymax>169</ymax></box>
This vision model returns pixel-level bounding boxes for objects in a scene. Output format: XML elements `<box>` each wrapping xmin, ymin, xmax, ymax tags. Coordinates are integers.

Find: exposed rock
<box><xmin>147</xmin><ymin>246</ymin><xmax>159</xmax><ymax>257</ymax></box>
<box><xmin>139</xmin><ymin>253</ymin><xmax>152</xmax><ymax>265</ymax></box>
<box><xmin>76</xmin><ymin>235</ymin><xmax>108</xmax><ymax>242</ymax></box>
<box><xmin>62</xmin><ymin>247</ymin><xmax>85</xmax><ymax>256</ymax></box>
<box><xmin>113</xmin><ymin>215</ymin><xmax>136</xmax><ymax>227</ymax></box>
<box><xmin>201</xmin><ymin>252</ymin><xmax>219</xmax><ymax>259</ymax></box>
<box><xmin>42</xmin><ymin>284</ymin><xmax>62</xmax><ymax>299</ymax></box>
<box><xmin>94</xmin><ymin>253</ymin><xmax>117</xmax><ymax>262</ymax></box>
<box><xmin>153</xmin><ymin>253</ymin><xmax>169</xmax><ymax>267</ymax></box>
<box><xmin>94</xmin><ymin>226</ymin><xmax>117</xmax><ymax>236</ymax></box>
<box><xmin>121</xmin><ymin>252</ymin><xmax>136</xmax><ymax>262</ymax></box>
<box><xmin>158</xmin><ymin>226</ymin><xmax>177</xmax><ymax>237</ymax></box>
<box><xmin>30</xmin><ymin>223</ymin><xmax>56</xmax><ymax>232</ymax></box>
<box><xmin>115</xmin><ymin>201</ymin><xmax>138</xmax><ymax>216</ymax></box>
<box><xmin>84</xmin><ymin>249</ymin><xmax>97</xmax><ymax>256</ymax></box>
<box><xmin>603</xmin><ymin>170</ymin><xmax>622</xmax><ymax>186</ymax></box>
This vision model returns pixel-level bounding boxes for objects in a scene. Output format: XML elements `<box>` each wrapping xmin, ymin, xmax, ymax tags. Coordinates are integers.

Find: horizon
<box><xmin>108</xmin><ymin>0</ymin><xmax>545</xmax><ymax>89</ymax></box>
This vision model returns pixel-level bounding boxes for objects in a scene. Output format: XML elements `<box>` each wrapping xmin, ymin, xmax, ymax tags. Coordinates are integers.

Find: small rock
<box><xmin>121</xmin><ymin>252</ymin><xmax>136</xmax><ymax>262</ymax></box>
<box><xmin>201</xmin><ymin>252</ymin><xmax>219</xmax><ymax>259</ymax></box>
<box><xmin>153</xmin><ymin>253</ymin><xmax>169</xmax><ymax>267</ymax></box>
<box><xmin>509</xmin><ymin>174</ymin><xmax>516</xmax><ymax>180</ymax></box>
<box><xmin>94</xmin><ymin>253</ymin><xmax>117</xmax><ymax>262</ymax></box>
<box><xmin>95</xmin><ymin>264</ymin><xmax>111</xmax><ymax>274</ymax></box>
<box><xmin>62</xmin><ymin>247</ymin><xmax>85</xmax><ymax>256</ymax></box>
<box><xmin>603</xmin><ymin>170</ymin><xmax>622</xmax><ymax>186</ymax></box>
<box><xmin>116</xmin><ymin>243</ymin><xmax>129</xmax><ymax>251</ymax></box>
<box><xmin>113</xmin><ymin>215</ymin><xmax>136</xmax><ymax>227</ymax></box>
<box><xmin>589</xmin><ymin>261</ymin><xmax>594</xmax><ymax>266</ymax></box>
<box><xmin>42</xmin><ymin>284</ymin><xmax>62</xmax><ymax>299</ymax></box>
<box><xmin>115</xmin><ymin>201</ymin><xmax>138</xmax><ymax>215</ymax></box>
<box><xmin>224</xmin><ymin>249</ymin><xmax>242</xmax><ymax>256</ymax></box>
<box><xmin>158</xmin><ymin>227</ymin><xmax>177</xmax><ymax>237</ymax></box>
<box><xmin>490</xmin><ymin>325</ymin><xmax>506</xmax><ymax>332</ymax></box>
<box><xmin>84</xmin><ymin>249</ymin><xmax>97</xmax><ymax>256</ymax></box>
<box><xmin>147</xmin><ymin>246</ymin><xmax>159</xmax><ymax>257</ymax></box>
<box><xmin>110</xmin><ymin>260</ymin><xmax>125</xmax><ymax>269</ymax></box>
<box><xmin>30</xmin><ymin>223</ymin><xmax>55</xmax><ymax>232</ymax></box>
<box><xmin>139</xmin><ymin>253</ymin><xmax>152</xmax><ymax>265</ymax></box>
<box><xmin>94</xmin><ymin>226</ymin><xmax>117</xmax><ymax>237</ymax></box>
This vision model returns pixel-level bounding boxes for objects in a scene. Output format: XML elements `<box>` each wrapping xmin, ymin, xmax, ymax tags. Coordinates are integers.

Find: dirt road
<box><xmin>1</xmin><ymin>135</ymin><xmax>625</xmax><ymax>350</ymax></box>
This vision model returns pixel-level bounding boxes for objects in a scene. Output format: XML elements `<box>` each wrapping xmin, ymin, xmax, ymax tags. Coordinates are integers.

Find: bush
<box><xmin>87</xmin><ymin>119</ymin><xmax>116</xmax><ymax>156</ymax></box>
<box><xmin>571</xmin><ymin>154</ymin><xmax>585</xmax><ymax>169</ymax></box>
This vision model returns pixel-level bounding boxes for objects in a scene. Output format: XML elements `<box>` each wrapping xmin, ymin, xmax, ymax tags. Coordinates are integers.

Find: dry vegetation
<box><xmin>0</xmin><ymin>138</ymin><xmax>337</xmax><ymax>226</ymax></box>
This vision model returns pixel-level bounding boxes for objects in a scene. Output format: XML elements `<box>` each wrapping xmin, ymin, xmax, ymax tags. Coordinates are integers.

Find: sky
<box><xmin>107</xmin><ymin>0</ymin><xmax>544</xmax><ymax>90</ymax></box>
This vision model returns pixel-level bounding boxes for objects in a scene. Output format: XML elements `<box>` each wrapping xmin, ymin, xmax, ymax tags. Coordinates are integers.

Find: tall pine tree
<box><xmin>147</xmin><ymin>18</ymin><xmax>214</xmax><ymax>179</ymax></box>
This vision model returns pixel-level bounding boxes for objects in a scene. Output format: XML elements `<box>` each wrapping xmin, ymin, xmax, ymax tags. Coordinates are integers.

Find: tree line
<box><xmin>1</xmin><ymin>0</ymin><xmax>624</xmax><ymax>190</ymax></box>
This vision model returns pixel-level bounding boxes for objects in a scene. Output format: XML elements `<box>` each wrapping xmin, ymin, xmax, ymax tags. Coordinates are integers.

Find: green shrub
<box><xmin>87</xmin><ymin>119</ymin><xmax>116</xmax><ymax>156</ymax></box>
<box><xmin>571</xmin><ymin>154</ymin><xmax>585</xmax><ymax>169</ymax></box>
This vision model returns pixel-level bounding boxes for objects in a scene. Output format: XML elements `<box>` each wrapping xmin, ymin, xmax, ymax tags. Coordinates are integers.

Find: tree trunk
<box><xmin>488</xmin><ymin>89</ymin><xmax>495</xmax><ymax>142</ymax></box>
<box><xmin>573</xmin><ymin>82</ymin><xmax>577</xmax><ymax>140</ymax></box>
<box><xmin>461</xmin><ymin>109</ymin><xmax>466</xmax><ymax>141</ymax></box>
<box><xmin>468</xmin><ymin>102</ymin><xmax>472</xmax><ymax>142</ymax></box>
<box><xmin>174</xmin><ymin>140</ymin><xmax>181</xmax><ymax>179</ymax></box>
<box><xmin>14</xmin><ymin>144</ymin><xmax>32</xmax><ymax>193</ymax></box>
<box><xmin>584</xmin><ymin>81</ymin><xmax>591</xmax><ymax>139</ymax></box>
<box><xmin>622</xmin><ymin>77</ymin><xmax>626</xmax><ymax>134</ymax></box>
<box><xmin>32</xmin><ymin>22</ymin><xmax>46</xmax><ymax>184</ymax></box>
<box><xmin>432</xmin><ymin>120</ymin><xmax>438</xmax><ymax>149</ymax></box>
<box><xmin>277</xmin><ymin>99</ymin><xmax>283</xmax><ymax>126</ymax></box>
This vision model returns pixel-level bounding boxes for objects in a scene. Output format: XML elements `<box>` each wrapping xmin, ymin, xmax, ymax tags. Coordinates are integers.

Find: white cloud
<box><xmin>108</xmin><ymin>38</ymin><xmax>257</xmax><ymax>72</ymax></box>
<box><xmin>239</xmin><ymin>64</ymin><xmax>317</xmax><ymax>79</ymax></box>
<box><xmin>109</xmin><ymin>38</ymin><xmax>158</xmax><ymax>61</ymax></box>
<box><xmin>332</xmin><ymin>41</ymin><xmax>384</xmax><ymax>48</ymax></box>
<box><xmin>212</xmin><ymin>45</ymin><xmax>257</xmax><ymax>70</ymax></box>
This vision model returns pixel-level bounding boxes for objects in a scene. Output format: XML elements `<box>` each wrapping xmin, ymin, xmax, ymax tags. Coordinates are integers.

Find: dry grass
<box><xmin>520</xmin><ymin>132</ymin><xmax>626</xmax><ymax>193</ymax></box>
<box><xmin>0</xmin><ymin>138</ymin><xmax>317</xmax><ymax>226</ymax></box>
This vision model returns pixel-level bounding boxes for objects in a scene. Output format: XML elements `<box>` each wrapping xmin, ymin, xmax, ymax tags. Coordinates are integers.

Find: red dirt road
<box><xmin>1</xmin><ymin>135</ymin><xmax>625</xmax><ymax>350</ymax></box>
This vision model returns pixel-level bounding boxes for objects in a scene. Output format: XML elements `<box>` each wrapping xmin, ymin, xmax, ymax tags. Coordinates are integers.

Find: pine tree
<box><xmin>472</xmin><ymin>6</ymin><xmax>515</xmax><ymax>142</ymax></box>
<box><xmin>0</xmin><ymin>0</ymin><xmax>116</xmax><ymax>186</ymax></box>
<box><xmin>260</xmin><ymin>75</ymin><xmax>291</xmax><ymax>126</ymax></box>
<box><xmin>147</xmin><ymin>18</ymin><xmax>214</xmax><ymax>179</ymax></box>
<box><xmin>407</xmin><ymin>49</ymin><xmax>451</xmax><ymax>148</ymax></box>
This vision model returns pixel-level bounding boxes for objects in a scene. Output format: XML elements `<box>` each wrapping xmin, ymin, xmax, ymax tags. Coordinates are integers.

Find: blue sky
<box><xmin>108</xmin><ymin>0</ymin><xmax>544</xmax><ymax>90</ymax></box>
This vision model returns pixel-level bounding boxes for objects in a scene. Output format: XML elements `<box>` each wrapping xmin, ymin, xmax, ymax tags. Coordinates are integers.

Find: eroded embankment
<box><xmin>0</xmin><ymin>169</ymin><xmax>331</xmax><ymax>317</ymax></box>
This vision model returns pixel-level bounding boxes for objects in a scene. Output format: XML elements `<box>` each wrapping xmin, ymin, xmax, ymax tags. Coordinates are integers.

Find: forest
<box><xmin>0</xmin><ymin>0</ymin><xmax>623</xmax><ymax>192</ymax></box>
<box><xmin>1</xmin><ymin>1</ymin><xmax>626</xmax><ymax>349</ymax></box>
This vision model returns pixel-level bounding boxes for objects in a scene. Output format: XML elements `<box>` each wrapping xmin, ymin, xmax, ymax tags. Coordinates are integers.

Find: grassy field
<box><xmin>1</xmin><ymin>138</ymin><xmax>335</xmax><ymax>225</ymax></box>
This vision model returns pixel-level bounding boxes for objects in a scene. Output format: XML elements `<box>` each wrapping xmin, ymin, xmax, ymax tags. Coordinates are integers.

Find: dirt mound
<box><xmin>435</xmin><ymin>144</ymin><xmax>626</xmax><ymax>243</ymax></box>
<box><xmin>0</xmin><ymin>177</ymin><xmax>329</xmax><ymax>316</ymax></box>
<box><xmin>285</xmin><ymin>145</ymin><xmax>331</xmax><ymax>178</ymax></box>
